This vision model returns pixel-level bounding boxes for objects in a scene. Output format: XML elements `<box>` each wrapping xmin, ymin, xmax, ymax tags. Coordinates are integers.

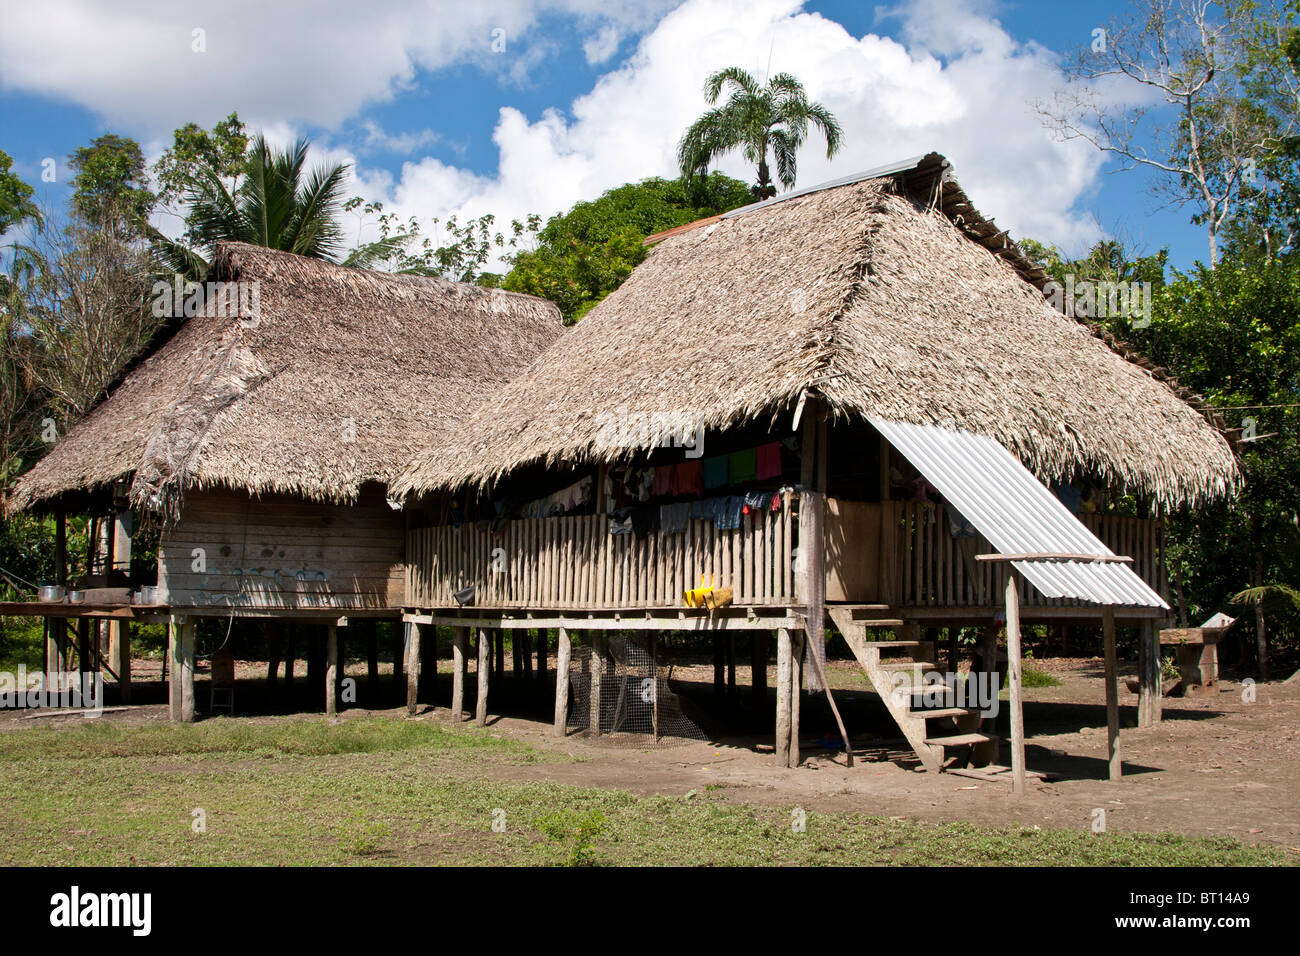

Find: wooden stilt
<box><xmin>588</xmin><ymin>633</ymin><xmax>605</xmax><ymax>736</ymax></box>
<box><xmin>713</xmin><ymin>634</ymin><xmax>725</xmax><ymax>695</ymax></box>
<box><xmin>1138</xmin><ymin>619</ymin><xmax>1161</xmax><ymax>727</ymax></box>
<box><xmin>451</xmin><ymin>626</ymin><xmax>468</xmax><ymax>720</ymax></box>
<box><xmin>325</xmin><ymin>623</ymin><xmax>338</xmax><ymax>719</ymax></box>
<box><xmin>536</xmin><ymin>628</ymin><xmax>548</xmax><ymax>680</ymax></box>
<box><xmin>167</xmin><ymin>617</ymin><xmax>182</xmax><ymax>722</ymax></box>
<box><xmin>750</xmin><ymin>633</ymin><xmax>768</xmax><ymax>706</ymax></box>
<box><xmin>167</xmin><ymin>617</ymin><xmax>196</xmax><ymax>724</ymax></box>
<box><xmin>476</xmin><ymin>627</ymin><xmax>490</xmax><ymax>727</ymax></box>
<box><xmin>1004</xmin><ymin>574</ymin><xmax>1026</xmax><ymax>796</ymax></box>
<box><xmin>523</xmin><ymin>629</ymin><xmax>533</xmax><ymax>678</ymax></box>
<box><xmin>727</xmin><ymin>633</ymin><xmax>736</xmax><ymax>696</ymax></box>
<box><xmin>367</xmin><ymin>622</ymin><xmax>379</xmax><ymax>694</ymax></box>
<box><xmin>283</xmin><ymin>624</ymin><xmax>294</xmax><ymax>689</ymax></box>
<box><xmin>776</xmin><ymin>628</ymin><xmax>792</xmax><ymax>767</ymax></box>
<box><xmin>494</xmin><ymin>627</ymin><xmax>505</xmax><ymax>678</ymax></box>
<box><xmin>405</xmin><ymin>622</ymin><xmax>421</xmax><ymax>716</ymax></box>
<box><xmin>392</xmin><ymin>623</ymin><xmax>404</xmax><ymax>688</ymax></box>
<box><xmin>1103</xmin><ymin>606</ymin><xmax>1121</xmax><ymax>780</ymax></box>
<box><xmin>791</xmin><ymin>629</ymin><xmax>803</xmax><ymax>767</ymax></box>
<box><xmin>554</xmin><ymin>628</ymin><xmax>572</xmax><ymax>736</ymax></box>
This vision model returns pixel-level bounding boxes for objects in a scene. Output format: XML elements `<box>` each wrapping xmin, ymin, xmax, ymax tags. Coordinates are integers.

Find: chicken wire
<box><xmin>566</xmin><ymin>634</ymin><xmax>705</xmax><ymax>746</ymax></box>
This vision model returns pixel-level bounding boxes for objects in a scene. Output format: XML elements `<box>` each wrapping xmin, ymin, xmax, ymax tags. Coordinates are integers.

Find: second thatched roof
<box><xmin>7</xmin><ymin>242</ymin><xmax>563</xmax><ymax>516</ymax></box>
<box><xmin>392</xmin><ymin>154</ymin><xmax>1239</xmax><ymax>507</ymax></box>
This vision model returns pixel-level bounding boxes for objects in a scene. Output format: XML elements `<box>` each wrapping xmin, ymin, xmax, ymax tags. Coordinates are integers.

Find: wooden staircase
<box><xmin>828</xmin><ymin>606</ymin><xmax>998</xmax><ymax>773</ymax></box>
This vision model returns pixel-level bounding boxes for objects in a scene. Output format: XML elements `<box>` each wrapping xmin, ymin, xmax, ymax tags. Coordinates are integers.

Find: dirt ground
<box><xmin>6</xmin><ymin>654</ymin><xmax>1298</xmax><ymax>850</ymax></box>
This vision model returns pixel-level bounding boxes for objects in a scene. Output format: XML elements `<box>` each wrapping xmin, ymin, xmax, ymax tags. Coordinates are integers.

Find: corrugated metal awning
<box><xmin>870</xmin><ymin>418</ymin><xmax>1168</xmax><ymax>609</ymax></box>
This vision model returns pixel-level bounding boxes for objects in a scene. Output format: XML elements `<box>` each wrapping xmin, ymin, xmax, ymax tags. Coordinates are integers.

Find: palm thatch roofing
<box><xmin>7</xmin><ymin>242</ymin><xmax>563</xmax><ymax>517</ymax></box>
<box><xmin>392</xmin><ymin>153</ymin><xmax>1239</xmax><ymax>507</ymax></box>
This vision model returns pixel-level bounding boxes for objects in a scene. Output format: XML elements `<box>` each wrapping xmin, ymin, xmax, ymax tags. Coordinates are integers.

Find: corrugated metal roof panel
<box><xmin>869</xmin><ymin>418</ymin><xmax>1168</xmax><ymax>609</ymax></box>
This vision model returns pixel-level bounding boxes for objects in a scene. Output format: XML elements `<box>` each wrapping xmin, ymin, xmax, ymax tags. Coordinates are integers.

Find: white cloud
<box><xmin>355</xmin><ymin>0</ymin><xmax>1106</xmax><ymax>260</ymax></box>
<box><xmin>0</xmin><ymin>0</ymin><xmax>679</xmax><ymax>133</ymax></box>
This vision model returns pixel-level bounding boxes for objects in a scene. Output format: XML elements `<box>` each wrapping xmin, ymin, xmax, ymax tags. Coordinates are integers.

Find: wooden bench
<box><xmin>1158</xmin><ymin>621</ymin><xmax>1231</xmax><ymax>696</ymax></box>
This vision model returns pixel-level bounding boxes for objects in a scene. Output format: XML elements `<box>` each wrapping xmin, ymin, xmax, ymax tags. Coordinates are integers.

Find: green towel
<box><xmin>728</xmin><ymin>448</ymin><xmax>757</xmax><ymax>484</ymax></box>
<box><xmin>703</xmin><ymin>455</ymin><xmax>729</xmax><ymax>489</ymax></box>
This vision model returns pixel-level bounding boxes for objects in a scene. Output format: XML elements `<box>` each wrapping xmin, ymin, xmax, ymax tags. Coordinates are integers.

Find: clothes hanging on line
<box><xmin>756</xmin><ymin>441</ymin><xmax>782</xmax><ymax>480</ymax></box>
<box><xmin>728</xmin><ymin>448</ymin><xmax>757</xmax><ymax>484</ymax></box>
<box><xmin>703</xmin><ymin>455</ymin><xmax>729</xmax><ymax>489</ymax></box>
<box><xmin>660</xmin><ymin>502</ymin><xmax>691</xmax><ymax>534</ymax></box>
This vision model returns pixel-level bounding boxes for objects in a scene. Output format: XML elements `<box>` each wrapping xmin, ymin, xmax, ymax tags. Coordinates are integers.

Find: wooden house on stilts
<box><xmin>391</xmin><ymin>154</ymin><xmax>1241</xmax><ymax>787</ymax></box>
<box><xmin>3</xmin><ymin>242</ymin><xmax>562</xmax><ymax>720</ymax></box>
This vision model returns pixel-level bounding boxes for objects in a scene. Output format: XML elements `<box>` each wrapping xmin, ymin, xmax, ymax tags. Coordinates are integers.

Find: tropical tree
<box><xmin>677</xmin><ymin>67</ymin><xmax>843</xmax><ymax>200</ymax></box>
<box><xmin>161</xmin><ymin>134</ymin><xmax>350</xmax><ymax>271</ymax></box>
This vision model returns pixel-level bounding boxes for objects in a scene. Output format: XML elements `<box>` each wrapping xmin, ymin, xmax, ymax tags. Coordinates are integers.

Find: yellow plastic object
<box><xmin>683</xmin><ymin>574</ymin><xmax>716</xmax><ymax>607</ymax></box>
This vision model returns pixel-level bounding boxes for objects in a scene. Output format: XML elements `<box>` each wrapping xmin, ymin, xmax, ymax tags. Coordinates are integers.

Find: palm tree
<box><xmin>158</xmin><ymin>134</ymin><xmax>350</xmax><ymax>275</ymax></box>
<box><xmin>677</xmin><ymin>67</ymin><xmax>843</xmax><ymax>200</ymax></box>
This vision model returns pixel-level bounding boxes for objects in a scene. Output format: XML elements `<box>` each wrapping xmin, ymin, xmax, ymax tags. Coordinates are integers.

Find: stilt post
<box><xmin>405</xmin><ymin>621</ymin><xmax>422</xmax><ymax>716</ymax></box>
<box><xmin>451</xmin><ymin>626</ymin><xmax>468</xmax><ymax>720</ymax></box>
<box><xmin>1103</xmin><ymin>606</ymin><xmax>1122</xmax><ymax>780</ymax></box>
<box><xmin>1004</xmin><ymin>574</ymin><xmax>1026</xmax><ymax>796</ymax></box>
<box><xmin>476</xmin><ymin>627</ymin><xmax>490</xmax><ymax>726</ymax></box>
<box><xmin>554</xmin><ymin>627</ymin><xmax>572</xmax><ymax>736</ymax></box>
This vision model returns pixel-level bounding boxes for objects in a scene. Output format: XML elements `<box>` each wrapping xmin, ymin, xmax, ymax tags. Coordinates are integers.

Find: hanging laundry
<box><xmin>756</xmin><ymin>441</ymin><xmax>783</xmax><ymax>480</ymax></box>
<box><xmin>729</xmin><ymin>448</ymin><xmax>757</xmax><ymax>484</ymax></box>
<box><xmin>636</xmin><ymin>466</ymin><xmax>655</xmax><ymax>502</ymax></box>
<box><xmin>691</xmin><ymin>498</ymin><xmax>720</xmax><ymax>522</ymax></box>
<box><xmin>659</xmin><ymin>502</ymin><xmax>691</xmax><ymax>534</ymax></box>
<box><xmin>716</xmin><ymin>495</ymin><xmax>745</xmax><ymax>531</ymax></box>
<box><xmin>652</xmin><ymin>465</ymin><xmax>674</xmax><ymax>497</ymax></box>
<box><xmin>742</xmin><ymin>490</ymin><xmax>769</xmax><ymax>514</ymax></box>
<box><xmin>608</xmin><ymin>509</ymin><xmax>633</xmax><ymax>535</ymax></box>
<box><xmin>703</xmin><ymin>455</ymin><xmax>729</xmax><ymax>489</ymax></box>
<box><xmin>675</xmin><ymin>460</ymin><xmax>703</xmax><ymax>496</ymax></box>
<box><xmin>630</xmin><ymin>505</ymin><xmax>657</xmax><ymax>537</ymax></box>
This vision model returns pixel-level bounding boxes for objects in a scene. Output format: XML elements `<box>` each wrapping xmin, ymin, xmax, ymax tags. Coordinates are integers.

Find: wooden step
<box><xmin>912</xmin><ymin>707</ymin><xmax>979</xmax><ymax>719</ymax></box>
<box><xmin>879</xmin><ymin>660</ymin><xmax>937</xmax><ymax>672</ymax></box>
<box><xmin>925</xmin><ymin>732</ymin><xmax>999</xmax><ymax>748</ymax></box>
<box><xmin>861</xmin><ymin>640</ymin><xmax>927</xmax><ymax>651</ymax></box>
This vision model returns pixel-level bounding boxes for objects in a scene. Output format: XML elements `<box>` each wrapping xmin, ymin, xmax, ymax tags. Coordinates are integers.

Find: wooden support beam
<box><xmin>554</xmin><ymin>627</ymin><xmax>572</xmax><ymax>736</ymax></box>
<box><xmin>588</xmin><ymin>633</ymin><xmax>605</xmax><ymax>736</ymax></box>
<box><xmin>1138</xmin><ymin>619</ymin><xmax>1161</xmax><ymax>727</ymax></box>
<box><xmin>726</xmin><ymin>633</ymin><xmax>736</xmax><ymax>696</ymax></box>
<box><xmin>168</xmin><ymin>617</ymin><xmax>195</xmax><ymax>723</ymax></box>
<box><xmin>750</xmin><ymin>633</ymin><xmax>768</xmax><ymax>705</ymax></box>
<box><xmin>451</xmin><ymin>626</ymin><xmax>468</xmax><ymax>720</ymax></box>
<box><xmin>325</xmin><ymin>623</ymin><xmax>339</xmax><ymax>719</ymax></box>
<box><xmin>1103</xmin><ymin>607</ymin><xmax>1121</xmax><ymax>780</ymax></box>
<box><xmin>476</xmin><ymin>627</ymin><xmax>490</xmax><ymax>726</ymax></box>
<box><xmin>776</xmin><ymin>628</ymin><xmax>792</xmax><ymax>767</ymax></box>
<box><xmin>405</xmin><ymin>621</ymin><xmax>421</xmax><ymax>716</ymax></box>
<box><xmin>392</xmin><ymin>623</ymin><xmax>404</xmax><ymax>688</ymax></box>
<box><xmin>1005</xmin><ymin>574</ymin><xmax>1026</xmax><ymax>796</ymax></box>
<box><xmin>785</xmin><ymin>629</ymin><xmax>795</xmax><ymax>770</ymax></box>
<box><xmin>108</xmin><ymin>509</ymin><xmax>131</xmax><ymax>701</ymax></box>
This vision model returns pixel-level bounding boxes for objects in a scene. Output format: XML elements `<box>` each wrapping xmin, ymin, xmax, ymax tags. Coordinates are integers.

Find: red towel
<box><xmin>756</xmin><ymin>441</ymin><xmax>782</xmax><ymax>480</ymax></box>
<box><xmin>674</xmin><ymin>460</ymin><xmax>703</xmax><ymax>496</ymax></box>
<box><xmin>652</xmin><ymin>465</ymin><xmax>673</xmax><ymax>496</ymax></box>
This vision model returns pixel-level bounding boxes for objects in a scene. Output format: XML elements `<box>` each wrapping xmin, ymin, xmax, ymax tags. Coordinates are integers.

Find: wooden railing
<box><xmin>405</xmin><ymin>498</ymin><xmax>796</xmax><ymax>610</ymax></box>
<box><xmin>892</xmin><ymin>501</ymin><xmax>1168</xmax><ymax>609</ymax></box>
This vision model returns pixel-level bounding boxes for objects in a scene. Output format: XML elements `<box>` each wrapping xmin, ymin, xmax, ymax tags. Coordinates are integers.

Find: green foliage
<box><xmin>0</xmin><ymin>149</ymin><xmax>39</xmax><ymax>237</ymax></box>
<box><xmin>535</xmin><ymin>807</ymin><xmax>610</xmax><ymax>866</ymax></box>
<box><xmin>68</xmin><ymin>134</ymin><xmax>155</xmax><ymax>231</ymax></box>
<box><xmin>503</xmin><ymin>173</ymin><xmax>751</xmax><ymax>321</ymax></box>
<box><xmin>153</xmin><ymin>112</ymin><xmax>249</xmax><ymax>208</ymax></box>
<box><xmin>678</xmin><ymin>66</ymin><xmax>843</xmax><ymax>198</ymax></box>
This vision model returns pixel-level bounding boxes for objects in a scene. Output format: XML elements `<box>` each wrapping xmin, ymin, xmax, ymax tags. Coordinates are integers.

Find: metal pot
<box><xmin>137</xmin><ymin>585</ymin><xmax>159</xmax><ymax>605</ymax></box>
<box><xmin>67</xmin><ymin>590</ymin><xmax>85</xmax><ymax>604</ymax></box>
<box><xmin>38</xmin><ymin>585</ymin><xmax>65</xmax><ymax>602</ymax></box>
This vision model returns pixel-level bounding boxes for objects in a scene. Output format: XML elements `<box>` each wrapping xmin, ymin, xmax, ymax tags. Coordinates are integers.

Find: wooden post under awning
<box><xmin>553</xmin><ymin>628</ymin><xmax>572</xmax><ymax>736</ymax></box>
<box><xmin>325</xmin><ymin>623</ymin><xmax>339</xmax><ymax>720</ymax></box>
<box><xmin>108</xmin><ymin>509</ymin><xmax>132</xmax><ymax>702</ymax></box>
<box><xmin>1103</xmin><ymin>607</ymin><xmax>1122</xmax><ymax>780</ymax></box>
<box><xmin>776</xmin><ymin>627</ymin><xmax>792</xmax><ymax>767</ymax></box>
<box><xmin>451</xmin><ymin>626</ymin><xmax>468</xmax><ymax>721</ymax></box>
<box><xmin>1138</xmin><ymin>619</ymin><xmax>1161</xmax><ymax>727</ymax></box>
<box><xmin>1004</xmin><ymin>573</ymin><xmax>1026</xmax><ymax>796</ymax></box>
<box><xmin>588</xmin><ymin>633</ymin><xmax>605</xmax><ymax>736</ymax></box>
<box><xmin>475</xmin><ymin>627</ymin><xmax>490</xmax><ymax>727</ymax></box>
<box><xmin>168</xmin><ymin>617</ymin><xmax>195</xmax><ymax>724</ymax></box>
<box><xmin>405</xmin><ymin>621</ymin><xmax>421</xmax><ymax>716</ymax></box>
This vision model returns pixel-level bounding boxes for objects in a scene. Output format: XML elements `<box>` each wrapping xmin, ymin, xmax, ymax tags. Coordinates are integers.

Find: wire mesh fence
<box><xmin>566</xmin><ymin>634</ymin><xmax>706</xmax><ymax>746</ymax></box>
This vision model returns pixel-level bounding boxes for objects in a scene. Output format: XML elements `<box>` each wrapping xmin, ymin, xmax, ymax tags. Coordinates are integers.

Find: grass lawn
<box><xmin>0</xmin><ymin>716</ymin><xmax>1291</xmax><ymax>867</ymax></box>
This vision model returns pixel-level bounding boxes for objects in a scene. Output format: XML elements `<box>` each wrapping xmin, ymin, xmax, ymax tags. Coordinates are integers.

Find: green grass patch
<box><xmin>0</xmin><ymin>715</ymin><xmax>1290</xmax><ymax>867</ymax></box>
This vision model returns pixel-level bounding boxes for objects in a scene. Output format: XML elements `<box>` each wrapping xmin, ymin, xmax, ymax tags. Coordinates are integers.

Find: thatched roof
<box><xmin>392</xmin><ymin>154</ymin><xmax>1239</xmax><ymax>507</ymax></box>
<box><xmin>7</xmin><ymin>242</ymin><xmax>563</xmax><ymax>516</ymax></box>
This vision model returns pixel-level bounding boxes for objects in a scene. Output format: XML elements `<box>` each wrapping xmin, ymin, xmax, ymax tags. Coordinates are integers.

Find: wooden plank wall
<box><xmin>159</xmin><ymin>486</ymin><xmax>404</xmax><ymax>610</ymax></box>
<box><xmin>405</xmin><ymin>500</ymin><xmax>795</xmax><ymax>610</ymax></box>
<box><xmin>891</xmin><ymin>501</ymin><xmax>1168</xmax><ymax>609</ymax></box>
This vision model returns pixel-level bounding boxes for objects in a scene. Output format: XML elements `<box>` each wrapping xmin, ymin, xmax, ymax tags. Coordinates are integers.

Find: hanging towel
<box><xmin>729</xmin><ymin>448</ymin><xmax>757</xmax><ymax>484</ymax></box>
<box><xmin>703</xmin><ymin>455</ymin><xmax>729</xmax><ymax>489</ymax></box>
<box><xmin>660</xmin><ymin>502</ymin><xmax>691</xmax><ymax>534</ymax></box>
<box><xmin>756</xmin><ymin>441</ymin><xmax>783</xmax><ymax>480</ymax></box>
<box><xmin>691</xmin><ymin>498</ymin><xmax>720</xmax><ymax>522</ymax></box>
<box><xmin>652</xmin><ymin>464</ymin><xmax>674</xmax><ymax>496</ymax></box>
<box><xmin>675</xmin><ymin>460</ymin><xmax>703</xmax><ymax>496</ymax></box>
<box><xmin>716</xmin><ymin>495</ymin><xmax>745</xmax><ymax>531</ymax></box>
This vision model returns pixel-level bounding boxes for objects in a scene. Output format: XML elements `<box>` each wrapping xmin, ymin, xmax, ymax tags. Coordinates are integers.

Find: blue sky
<box><xmin>0</xmin><ymin>0</ymin><xmax>1209</xmax><ymax>270</ymax></box>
